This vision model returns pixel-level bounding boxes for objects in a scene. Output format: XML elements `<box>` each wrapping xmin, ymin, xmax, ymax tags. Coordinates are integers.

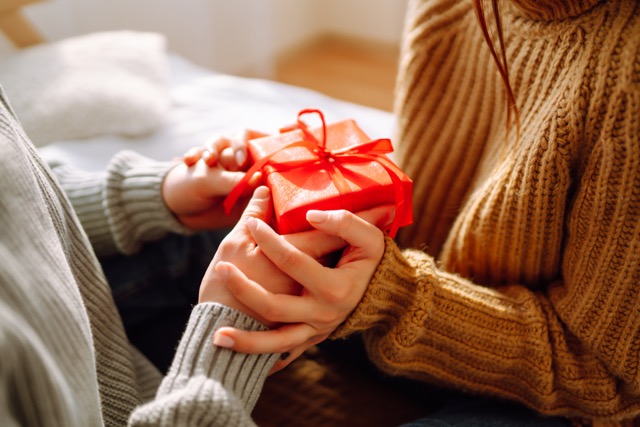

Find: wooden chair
<box><xmin>0</xmin><ymin>0</ymin><xmax>44</xmax><ymax>47</ymax></box>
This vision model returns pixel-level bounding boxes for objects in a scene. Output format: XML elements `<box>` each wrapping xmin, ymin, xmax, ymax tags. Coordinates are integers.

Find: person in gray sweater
<box><xmin>0</xmin><ymin>86</ymin><xmax>281</xmax><ymax>426</ymax></box>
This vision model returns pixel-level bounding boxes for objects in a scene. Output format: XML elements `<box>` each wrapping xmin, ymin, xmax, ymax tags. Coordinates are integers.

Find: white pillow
<box><xmin>0</xmin><ymin>31</ymin><xmax>170</xmax><ymax>146</ymax></box>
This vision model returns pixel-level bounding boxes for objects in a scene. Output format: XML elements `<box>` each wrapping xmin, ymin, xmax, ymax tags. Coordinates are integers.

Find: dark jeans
<box><xmin>400</xmin><ymin>395</ymin><xmax>571</xmax><ymax>427</ymax></box>
<box><xmin>100</xmin><ymin>230</ymin><xmax>229</xmax><ymax>373</ymax></box>
<box><xmin>320</xmin><ymin>337</ymin><xmax>571</xmax><ymax>427</ymax></box>
<box><xmin>101</xmin><ymin>232</ymin><xmax>572</xmax><ymax>426</ymax></box>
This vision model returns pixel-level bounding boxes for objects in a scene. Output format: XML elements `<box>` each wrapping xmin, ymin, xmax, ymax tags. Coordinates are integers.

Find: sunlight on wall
<box><xmin>10</xmin><ymin>0</ymin><xmax>409</xmax><ymax>77</ymax></box>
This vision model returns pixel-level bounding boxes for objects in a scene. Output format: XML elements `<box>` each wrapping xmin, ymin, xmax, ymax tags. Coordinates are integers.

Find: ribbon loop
<box><xmin>296</xmin><ymin>108</ymin><xmax>327</xmax><ymax>148</ymax></box>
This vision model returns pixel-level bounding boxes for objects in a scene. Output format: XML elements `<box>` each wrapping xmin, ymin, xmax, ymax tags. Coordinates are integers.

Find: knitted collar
<box><xmin>507</xmin><ymin>0</ymin><xmax>605</xmax><ymax>20</ymax></box>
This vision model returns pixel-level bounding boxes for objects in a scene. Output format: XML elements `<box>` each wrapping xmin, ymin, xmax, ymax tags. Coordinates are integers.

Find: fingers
<box><xmin>246</xmin><ymin>218</ymin><xmax>327</xmax><ymax>291</ymax></box>
<box><xmin>185</xmin><ymin>159</ymin><xmax>246</xmax><ymax>198</ymax></box>
<box><xmin>267</xmin><ymin>334</ymin><xmax>327</xmax><ymax>374</ymax></box>
<box><xmin>213</xmin><ymin>323</ymin><xmax>318</xmax><ymax>354</ymax></box>
<box><xmin>355</xmin><ymin>204</ymin><xmax>396</xmax><ymax>231</ymax></box>
<box><xmin>218</xmin><ymin>147</ymin><xmax>237</xmax><ymax>170</ymax></box>
<box><xmin>268</xmin><ymin>345</ymin><xmax>304</xmax><ymax>375</ymax></box>
<box><xmin>281</xmin><ymin>204</ymin><xmax>396</xmax><ymax>258</ymax></box>
<box><xmin>284</xmin><ymin>229</ymin><xmax>346</xmax><ymax>260</ymax></box>
<box><xmin>219</xmin><ymin>261</ymin><xmax>312</xmax><ymax>324</ymax></box>
<box><xmin>184</xmin><ymin>129</ymin><xmax>267</xmax><ymax>171</ymax></box>
<box><xmin>213</xmin><ymin>323</ymin><xmax>327</xmax><ymax>375</ymax></box>
<box><xmin>181</xmin><ymin>135</ymin><xmax>232</xmax><ymax>169</ymax></box>
<box><xmin>183</xmin><ymin>146</ymin><xmax>206</xmax><ymax>167</ymax></box>
<box><xmin>229</xmin><ymin>129</ymin><xmax>249</xmax><ymax>168</ymax></box>
<box><xmin>306</xmin><ymin>209</ymin><xmax>384</xmax><ymax>256</ymax></box>
<box><xmin>207</xmin><ymin>169</ymin><xmax>246</xmax><ymax>195</ymax></box>
<box><xmin>221</xmin><ymin>129</ymin><xmax>266</xmax><ymax>170</ymax></box>
<box><xmin>237</xmin><ymin>186</ymin><xmax>272</xmax><ymax>225</ymax></box>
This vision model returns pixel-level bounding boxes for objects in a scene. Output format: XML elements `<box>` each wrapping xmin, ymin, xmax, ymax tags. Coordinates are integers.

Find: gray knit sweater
<box><xmin>0</xmin><ymin>88</ymin><xmax>277</xmax><ymax>426</ymax></box>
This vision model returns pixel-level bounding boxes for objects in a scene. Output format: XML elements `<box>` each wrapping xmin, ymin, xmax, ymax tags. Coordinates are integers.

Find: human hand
<box><xmin>199</xmin><ymin>186</ymin><xmax>352</xmax><ymax>328</ymax></box>
<box><xmin>183</xmin><ymin>129</ymin><xmax>267</xmax><ymax>171</ymax></box>
<box><xmin>162</xmin><ymin>158</ymin><xmax>255</xmax><ymax>230</ymax></box>
<box><xmin>211</xmin><ymin>207</ymin><xmax>389</xmax><ymax>373</ymax></box>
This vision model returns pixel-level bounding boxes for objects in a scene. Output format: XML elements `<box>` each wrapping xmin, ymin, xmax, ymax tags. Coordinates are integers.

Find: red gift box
<box><xmin>224</xmin><ymin>109</ymin><xmax>412</xmax><ymax>236</ymax></box>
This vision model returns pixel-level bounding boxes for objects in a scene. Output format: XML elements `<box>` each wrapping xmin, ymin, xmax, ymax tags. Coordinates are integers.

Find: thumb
<box><xmin>355</xmin><ymin>204</ymin><xmax>396</xmax><ymax>230</ymax></box>
<box><xmin>212</xmin><ymin>169</ymin><xmax>246</xmax><ymax>195</ymax></box>
<box><xmin>305</xmin><ymin>208</ymin><xmax>384</xmax><ymax>251</ymax></box>
<box><xmin>238</xmin><ymin>186</ymin><xmax>272</xmax><ymax>225</ymax></box>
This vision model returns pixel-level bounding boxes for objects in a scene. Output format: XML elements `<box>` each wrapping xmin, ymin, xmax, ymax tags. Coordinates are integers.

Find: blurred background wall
<box><xmin>10</xmin><ymin>0</ymin><xmax>409</xmax><ymax>77</ymax></box>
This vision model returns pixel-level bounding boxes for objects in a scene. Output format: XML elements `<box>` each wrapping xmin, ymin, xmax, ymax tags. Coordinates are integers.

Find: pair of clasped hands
<box><xmin>161</xmin><ymin>130</ymin><xmax>392</xmax><ymax>373</ymax></box>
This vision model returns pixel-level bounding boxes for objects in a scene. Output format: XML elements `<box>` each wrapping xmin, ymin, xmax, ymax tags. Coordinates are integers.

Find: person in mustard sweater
<box><xmin>209</xmin><ymin>0</ymin><xmax>640</xmax><ymax>425</ymax></box>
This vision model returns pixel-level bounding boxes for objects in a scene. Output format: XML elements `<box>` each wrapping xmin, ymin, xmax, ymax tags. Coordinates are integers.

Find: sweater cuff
<box><xmin>48</xmin><ymin>162</ymin><xmax>116</xmax><ymax>254</ymax></box>
<box><xmin>332</xmin><ymin>236</ymin><xmax>438</xmax><ymax>339</ymax></box>
<box><xmin>105</xmin><ymin>151</ymin><xmax>191</xmax><ymax>254</ymax></box>
<box><xmin>161</xmin><ymin>303</ymin><xmax>278</xmax><ymax>411</ymax></box>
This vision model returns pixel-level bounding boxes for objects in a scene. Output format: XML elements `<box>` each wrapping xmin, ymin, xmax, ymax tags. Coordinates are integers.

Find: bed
<box><xmin>0</xmin><ymin>28</ymin><xmax>394</xmax><ymax>172</ymax></box>
<box><xmin>40</xmin><ymin>58</ymin><xmax>395</xmax><ymax>172</ymax></box>
<box><xmin>0</xmin><ymin>2</ymin><xmax>433</xmax><ymax>426</ymax></box>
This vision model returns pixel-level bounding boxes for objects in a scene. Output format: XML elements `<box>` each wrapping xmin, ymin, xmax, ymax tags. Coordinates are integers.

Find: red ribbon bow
<box><xmin>223</xmin><ymin>108</ymin><xmax>406</xmax><ymax>237</ymax></box>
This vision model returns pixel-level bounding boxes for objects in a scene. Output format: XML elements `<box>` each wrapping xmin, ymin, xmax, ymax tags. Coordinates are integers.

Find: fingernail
<box><xmin>254</xmin><ymin>185</ymin><xmax>269</xmax><ymax>198</ymax></box>
<box><xmin>280</xmin><ymin>352</ymin><xmax>290</xmax><ymax>360</ymax></box>
<box><xmin>206</xmin><ymin>155</ymin><xmax>218</xmax><ymax>167</ymax></box>
<box><xmin>246</xmin><ymin>217</ymin><xmax>257</xmax><ymax>232</ymax></box>
<box><xmin>213</xmin><ymin>332</ymin><xmax>235</xmax><ymax>348</ymax></box>
<box><xmin>235</xmin><ymin>150</ymin><xmax>247</xmax><ymax>166</ymax></box>
<box><xmin>306</xmin><ymin>210</ymin><xmax>328</xmax><ymax>223</ymax></box>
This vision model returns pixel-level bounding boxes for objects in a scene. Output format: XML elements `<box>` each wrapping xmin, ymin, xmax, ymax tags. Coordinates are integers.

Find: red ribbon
<box><xmin>223</xmin><ymin>109</ymin><xmax>406</xmax><ymax>237</ymax></box>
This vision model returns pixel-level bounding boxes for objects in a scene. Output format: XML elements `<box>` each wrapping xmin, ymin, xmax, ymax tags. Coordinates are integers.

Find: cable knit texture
<box><xmin>334</xmin><ymin>0</ymin><xmax>640</xmax><ymax>425</ymax></box>
<box><xmin>0</xmin><ymin>89</ymin><xmax>276</xmax><ymax>426</ymax></box>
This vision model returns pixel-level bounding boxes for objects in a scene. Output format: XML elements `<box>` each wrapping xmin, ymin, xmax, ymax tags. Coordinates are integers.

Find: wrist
<box><xmin>170</xmin><ymin>303</ymin><xmax>278</xmax><ymax>411</ymax></box>
<box><xmin>161</xmin><ymin>163</ymin><xmax>186</xmax><ymax>217</ymax></box>
<box><xmin>332</xmin><ymin>236</ymin><xmax>430</xmax><ymax>339</ymax></box>
<box><xmin>200</xmin><ymin>294</ymin><xmax>276</xmax><ymax>329</ymax></box>
<box><xmin>199</xmin><ymin>272</ymin><xmax>277</xmax><ymax>328</ymax></box>
<box><xmin>106</xmin><ymin>151</ymin><xmax>190</xmax><ymax>253</ymax></box>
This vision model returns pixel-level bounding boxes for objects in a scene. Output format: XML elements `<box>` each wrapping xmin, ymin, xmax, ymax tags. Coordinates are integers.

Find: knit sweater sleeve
<box><xmin>333</xmin><ymin>86</ymin><xmax>640</xmax><ymax>421</ymax></box>
<box><xmin>49</xmin><ymin>151</ymin><xmax>190</xmax><ymax>256</ymax></box>
<box><xmin>129</xmin><ymin>303</ymin><xmax>278</xmax><ymax>426</ymax></box>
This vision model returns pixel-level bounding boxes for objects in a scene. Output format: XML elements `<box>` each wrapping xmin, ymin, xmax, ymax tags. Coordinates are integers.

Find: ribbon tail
<box><xmin>324</xmin><ymin>160</ymin><xmax>354</xmax><ymax>213</ymax></box>
<box><xmin>368</xmin><ymin>155</ymin><xmax>406</xmax><ymax>238</ymax></box>
<box><xmin>223</xmin><ymin>160</ymin><xmax>265</xmax><ymax>215</ymax></box>
<box><xmin>386</xmin><ymin>169</ymin><xmax>404</xmax><ymax>238</ymax></box>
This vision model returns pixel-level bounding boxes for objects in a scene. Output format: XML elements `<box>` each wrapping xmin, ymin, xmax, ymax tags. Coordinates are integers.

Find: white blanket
<box><xmin>38</xmin><ymin>53</ymin><xmax>395</xmax><ymax>172</ymax></box>
<box><xmin>0</xmin><ymin>31</ymin><xmax>170</xmax><ymax>147</ymax></box>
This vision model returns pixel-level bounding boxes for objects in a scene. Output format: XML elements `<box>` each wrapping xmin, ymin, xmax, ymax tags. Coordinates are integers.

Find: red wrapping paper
<box><xmin>224</xmin><ymin>109</ymin><xmax>412</xmax><ymax>236</ymax></box>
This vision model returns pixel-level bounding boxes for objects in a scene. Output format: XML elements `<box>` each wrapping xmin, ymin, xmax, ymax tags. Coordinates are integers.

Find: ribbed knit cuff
<box><xmin>48</xmin><ymin>162</ymin><xmax>117</xmax><ymax>254</ymax></box>
<box><xmin>105</xmin><ymin>151</ymin><xmax>191</xmax><ymax>255</ymax></box>
<box><xmin>161</xmin><ymin>303</ymin><xmax>278</xmax><ymax>411</ymax></box>
<box><xmin>332</xmin><ymin>236</ymin><xmax>437</xmax><ymax>339</ymax></box>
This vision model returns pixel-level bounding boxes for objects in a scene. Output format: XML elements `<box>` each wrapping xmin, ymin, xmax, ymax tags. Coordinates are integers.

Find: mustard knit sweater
<box><xmin>335</xmin><ymin>0</ymin><xmax>640</xmax><ymax>424</ymax></box>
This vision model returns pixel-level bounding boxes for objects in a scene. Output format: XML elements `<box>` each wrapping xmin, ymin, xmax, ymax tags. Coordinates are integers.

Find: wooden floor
<box><xmin>274</xmin><ymin>36</ymin><xmax>400</xmax><ymax>112</ymax></box>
